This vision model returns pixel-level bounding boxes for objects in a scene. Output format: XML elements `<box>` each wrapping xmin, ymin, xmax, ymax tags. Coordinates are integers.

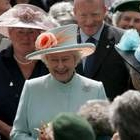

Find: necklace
<box><xmin>13</xmin><ymin>54</ymin><xmax>33</xmax><ymax>65</ymax></box>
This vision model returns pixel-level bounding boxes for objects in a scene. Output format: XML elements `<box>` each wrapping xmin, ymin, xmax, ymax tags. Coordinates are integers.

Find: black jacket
<box><xmin>76</xmin><ymin>23</ymin><xmax>131</xmax><ymax>100</ymax></box>
<box><xmin>0</xmin><ymin>47</ymin><xmax>49</xmax><ymax>140</ymax></box>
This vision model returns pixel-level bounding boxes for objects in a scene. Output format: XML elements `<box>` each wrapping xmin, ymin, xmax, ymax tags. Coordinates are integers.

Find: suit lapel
<box><xmin>76</xmin><ymin>24</ymin><xmax>116</xmax><ymax>77</ymax></box>
<box><xmin>90</xmin><ymin>24</ymin><xmax>116</xmax><ymax>77</ymax></box>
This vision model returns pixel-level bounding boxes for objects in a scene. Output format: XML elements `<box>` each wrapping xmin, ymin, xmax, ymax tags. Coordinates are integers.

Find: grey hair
<box><xmin>110</xmin><ymin>90</ymin><xmax>140</xmax><ymax>140</ymax></box>
<box><xmin>41</xmin><ymin>51</ymin><xmax>82</xmax><ymax>67</ymax></box>
<box><xmin>49</xmin><ymin>1</ymin><xmax>75</xmax><ymax>25</ymax></box>
<box><xmin>49</xmin><ymin>2</ymin><xmax>74</xmax><ymax>19</ymax></box>
<box><xmin>78</xmin><ymin>99</ymin><xmax>114</xmax><ymax>136</ymax></box>
<box><xmin>112</xmin><ymin>11</ymin><xmax>123</xmax><ymax>27</ymax></box>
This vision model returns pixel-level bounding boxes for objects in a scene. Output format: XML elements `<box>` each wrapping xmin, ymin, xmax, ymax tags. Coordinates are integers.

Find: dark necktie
<box><xmin>84</xmin><ymin>36</ymin><xmax>97</xmax><ymax>78</ymax></box>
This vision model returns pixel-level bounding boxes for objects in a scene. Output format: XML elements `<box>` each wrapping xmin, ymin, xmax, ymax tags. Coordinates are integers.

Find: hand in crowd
<box><xmin>0</xmin><ymin>120</ymin><xmax>12</xmax><ymax>139</ymax></box>
<box><xmin>37</xmin><ymin>122</ymin><xmax>53</xmax><ymax>140</ymax></box>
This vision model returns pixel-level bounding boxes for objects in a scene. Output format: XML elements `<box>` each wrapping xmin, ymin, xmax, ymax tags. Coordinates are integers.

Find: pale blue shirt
<box><xmin>80</xmin><ymin>22</ymin><xmax>104</xmax><ymax>43</ymax></box>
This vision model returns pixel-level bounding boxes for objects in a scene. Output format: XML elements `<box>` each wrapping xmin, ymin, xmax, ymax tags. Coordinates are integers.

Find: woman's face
<box><xmin>46</xmin><ymin>51</ymin><xmax>77</xmax><ymax>83</ymax></box>
<box><xmin>117</xmin><ymin>11</ymin><xmax>140</xmax><ymax>33</ymax></box>
<box><xmin>0</xmin><ymin>0</ymin><xmax>11</xmax><ymax>14</ymax></box>
<box><xmin>8</xmin><ymin>27</ymin><xmax>41</xmax><ymax>55</ymax></box>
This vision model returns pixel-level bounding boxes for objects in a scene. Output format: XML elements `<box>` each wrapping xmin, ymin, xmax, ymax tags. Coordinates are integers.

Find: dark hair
<box><xmin>110</xmin><ymin>90</ymin><xmax>140</xmax><ymax>140</ymax></box>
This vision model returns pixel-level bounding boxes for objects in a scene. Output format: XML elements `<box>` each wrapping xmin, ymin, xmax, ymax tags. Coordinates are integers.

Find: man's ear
<box><xmin>112</xmin><ymin>132</ymin><xmax>120</xmax><ymax>140</ymax></box>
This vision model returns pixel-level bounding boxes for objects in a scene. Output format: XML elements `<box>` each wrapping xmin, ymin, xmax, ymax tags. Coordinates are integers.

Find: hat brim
<box><xmin>0</xmin><ymin>4</ymin><xmax>53</xmax><ymax>37</ymax></box>
<box><xmin>113</xmin><ymin>0</ymin><xmax>140</xmax><ymax>12</ymax></box>
<box><xmin>0</xmin><ymin>24</ymin><xmax>45</xmax><ymax>38</ymax></box>
<box><xmin>116</xmin><ymin>47</ymin><xmax>140</xmax><ymax>74</ymax></box>
<box><xmin>26</xmin><ymin>43</ymin><xmax>96</xmax><ymax>60</ymax></box>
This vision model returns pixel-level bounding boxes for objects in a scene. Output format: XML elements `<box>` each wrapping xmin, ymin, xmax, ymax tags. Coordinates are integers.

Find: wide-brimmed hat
<box><xmin>26</xmin><ymin>24</ymin><xmax>96</xmax><ymax>60</ymax></box>
<box><xmin>116</xmin><ymin>29</ymin><xmax>140</xmax><ymax>73</ymax></box>
<box><xmin>0</xmin><ymin>4</ymin><xmax>57</xmax><ymax>37</ymax></box>
<box><xmin>112</xmin><ymin>0</ymin><xmax>140</xmax><ymax>13</ymax></box>
<box><xmin>52</xmin><ymin>113</ymin><xmax>96</xmax><ymax>140</ymax></box>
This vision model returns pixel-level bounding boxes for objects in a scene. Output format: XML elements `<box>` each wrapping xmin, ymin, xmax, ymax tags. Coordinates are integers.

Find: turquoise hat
<box><xmin>116</xmin><ymin>29</ymin><xmax>140</xmax><ymax>73</ymax></box>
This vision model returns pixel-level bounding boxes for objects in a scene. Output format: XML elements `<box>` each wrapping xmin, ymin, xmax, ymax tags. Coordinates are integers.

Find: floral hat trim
<box><xmin>0</xmin><ymin>4</ymin><xmax>48</xmax><ymax>25</ymax></box>
<box><xmin>13</xmin><ymin>7</ymin><xmax>43</xmax><ymax>23</ymax></box>
<box><xmin>0</xmin><ymin>4</ymin><xmax>59</xmax><ymax>37</ymax></box>
<box><xmin>35</xmin><ymin>28</ymin><xmax>72</xmax><ymax>50</ymax></box>
<box><xmin>26</xmin><ymin>24</ymin><xmax>96</xmax><ymax>60</ymax></box>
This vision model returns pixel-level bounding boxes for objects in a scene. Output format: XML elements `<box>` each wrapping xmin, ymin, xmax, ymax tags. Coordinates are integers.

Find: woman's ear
<box><xmin>112</xmin><ymin>132</ymin><xmax>120</xmax><ymax>140</ymax></box>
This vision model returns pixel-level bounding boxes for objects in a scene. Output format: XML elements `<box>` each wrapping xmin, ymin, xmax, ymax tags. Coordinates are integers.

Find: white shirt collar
<box><xmin>80</xmin><ymin>22</ymin><xmax>104</xmax><ymax>43</ymax></box>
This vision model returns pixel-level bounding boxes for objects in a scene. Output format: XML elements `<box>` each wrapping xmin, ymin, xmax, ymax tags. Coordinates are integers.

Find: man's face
<box><xmin>46</xmin><ymin>51</ymin><xmax>77</xmax><ymax>83</ymax></box>
<box><xmin>74</xmin><ymin>0</ymin><xmax>106</xmax><ymax>36</ymax></box>
<box><xmin>118</xmin><ymin>11</ymin><xmax>140</xmax><ymax>33</ymax></box>
<box><xmin>9</xmin><ymin>27</ymin><xmax>41</xmax><ymax>54</ymax></box>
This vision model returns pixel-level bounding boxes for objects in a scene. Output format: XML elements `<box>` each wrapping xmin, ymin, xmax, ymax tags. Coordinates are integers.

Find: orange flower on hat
<box><xmin>36</xmin><ymin>29</ymin><xmax>72</xmax><ymax>50</ymax></box>
<box><xmin>36</xmin><ymin>32</ymin><xmax>58</xmax><ymax>50</ymax></box>
<box><xmin>13</xmin><ymin>7</ymin><xmax>42</xmax><ymax>23</ymax></box>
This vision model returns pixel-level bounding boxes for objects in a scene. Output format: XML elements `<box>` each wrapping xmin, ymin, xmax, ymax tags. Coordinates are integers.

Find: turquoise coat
<box><xmin>11</xmin><ymin>73</ymin><xmax>107</xmax><ymax>140</ymax></box>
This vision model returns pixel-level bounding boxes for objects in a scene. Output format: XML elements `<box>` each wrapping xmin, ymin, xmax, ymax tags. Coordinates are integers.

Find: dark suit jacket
<box><xmin>0</xmin><ymin>47</ymin><xmax>49</xmax><ymax>140</ymax></box>
<box><xmin>76</xmin><ymin>23</ymin><xmax>131</xmax><ymax>100</ymax></box>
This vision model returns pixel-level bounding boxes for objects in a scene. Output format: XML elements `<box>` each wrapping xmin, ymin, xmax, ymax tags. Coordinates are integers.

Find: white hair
<box><xmin>41</xmin><ymin>51</ymin><xmax>82</xmax><ymax>67</ymax></box>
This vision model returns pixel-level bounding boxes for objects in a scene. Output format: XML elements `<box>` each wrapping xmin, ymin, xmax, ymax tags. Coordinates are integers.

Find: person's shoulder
<box><xmin>0</xmin><ymin>38</ymin><xmax>11</xmax><ymax>52</ymax></box>
<box><xmin>107</xmin><ymin>23</ymin><xmax>124</xmax><ymax>34</ymax></box>
<box><xmin>76</xmin><ymin>74</ymin><xmax>106</xmax><ymax>99</ymax></box>
<box><xmin>104</xmin><ymin>23</ymin><xmax>124</xmax><ymax>42</ymax></box>
<box><xmin>77</xmin><ymin>74</ymin><xmax>103</xmax><ymax>86</ymax></box>
<box><xmin>0</xmin><ymin>46</ymin><xmax>11</xmax><ymax>56</ymax></box>
<box><xmin>26</xmin><ymin>74</ymin><xmax>50</xmax><ymax>85</ymax></box>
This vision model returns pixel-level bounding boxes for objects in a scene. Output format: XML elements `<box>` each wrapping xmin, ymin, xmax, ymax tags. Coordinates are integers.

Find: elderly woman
<box><xmin>10</xmin><ymin>24</ymin><xmax>107</xmax><ymax>140</ymax></box>
<box><xmin>0</xmin><ymin>4</ymin><xmax>58</xmax><ymax>140</ymax></box>
<box><xmin>0</xmin><ymin>0</ymin><xmax>11</xmax><ymax>15</ymax></box>
<box><xmin>110</xmin><ymin>90</ymin><xmax>140</xmax><ymax>140</ymax></box>
<box><xmin>78</xmin><ymin>99</ymin><xmax>113</xmax><ymax>140</ymax></box>
<box><xmin>49</xmin><ymin>1</ymin><xmax>76</xmax><ymax>25</ymax></box>
<box><xmin>112</xmin><ymin>0</ymin><xmax>140</xmax><ymax>33</ymax></box>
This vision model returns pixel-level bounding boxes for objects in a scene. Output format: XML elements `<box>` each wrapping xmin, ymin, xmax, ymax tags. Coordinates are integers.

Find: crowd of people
<box><xmin>0</xmin><ymin>0</ymin><xmax>140</xmax><ymax>140</ymax></box>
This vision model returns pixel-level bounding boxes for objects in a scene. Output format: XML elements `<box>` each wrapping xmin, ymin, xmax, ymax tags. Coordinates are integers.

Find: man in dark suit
<box><xmin>74</xmin><ymin>0</ymin><xmax>131</xmax><ymax>101</ymax></box>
